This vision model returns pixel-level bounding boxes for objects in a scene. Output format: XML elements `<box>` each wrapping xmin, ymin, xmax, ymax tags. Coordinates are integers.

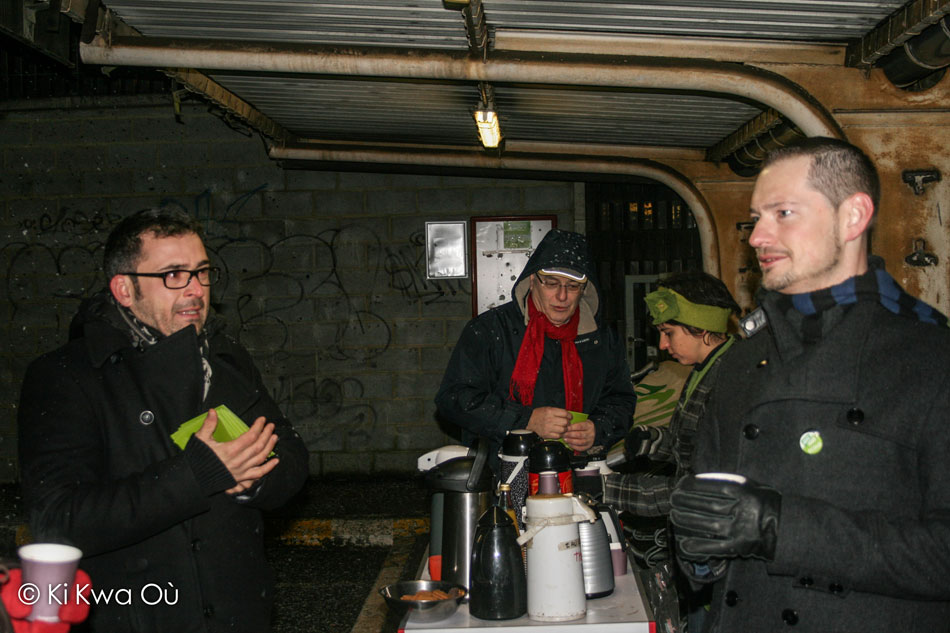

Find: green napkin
<box><xmin>558</xmin><ymin>411</ymin><xmax>589</xmax><ymax>448</ymax></box>
<box><xmin>171</xmin><ymin>404</ymin><xmax>268</xmax><ymax>452</ymax></box>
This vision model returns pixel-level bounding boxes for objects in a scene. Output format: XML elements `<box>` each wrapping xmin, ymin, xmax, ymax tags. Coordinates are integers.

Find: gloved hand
<box><xmin>1</xmin><ymin>567</ymin><xmax>92</xmax><ymax>633</ymax></box>
<box><xmin>625</xmin><ymin>425</ymin><xmax>666</xmax><ymax>461</ymax></box>
<box><xmin>670</xmin><ymin>475</ymin><xmax>781</xmax><ymax>562</ymax></box>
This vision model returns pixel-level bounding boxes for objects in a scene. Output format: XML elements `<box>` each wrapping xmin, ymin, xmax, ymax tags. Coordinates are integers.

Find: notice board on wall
<box><xmin>470</xmin><ymin>215</ymin><xmax>556</xmax><ymax>317</ymax></box>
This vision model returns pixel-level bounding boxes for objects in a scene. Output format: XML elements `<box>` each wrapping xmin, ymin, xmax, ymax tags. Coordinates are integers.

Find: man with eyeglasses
<box><xmin>436</xmin><ymin>228</ymin><xmax>636</xmax><ymax>471</ymax></box>
<box><xmin>17</xmin><ymin>208</ymin><xmax>308</xmax><ymax>632</ymax></box>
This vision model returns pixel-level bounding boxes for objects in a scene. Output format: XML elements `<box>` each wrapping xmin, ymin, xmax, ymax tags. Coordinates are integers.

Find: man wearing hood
<box><xmin>17</xmin><ymin>208</ymin><xmax>309</xmax><ymax>632</ymax></box>
<box><xmin>435</xmin><ymin>229</ymin><xmax>636</xmax><ymax>466</ymax></box>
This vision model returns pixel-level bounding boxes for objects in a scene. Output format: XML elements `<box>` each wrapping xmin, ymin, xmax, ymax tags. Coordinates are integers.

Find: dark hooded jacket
<box><xmin>435</xmin><ymin>229</ymin><xmax>636</xmax><ymax>464</ymax></box>
<box><xmin>17</xmin><ymin>292</ymin><xmax>309</xmax><ymax>633</ymax></box>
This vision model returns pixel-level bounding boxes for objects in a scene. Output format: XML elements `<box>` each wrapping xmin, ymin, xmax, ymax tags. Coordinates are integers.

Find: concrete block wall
<box><xmin>0</xmin><ymin>97</ymin><xmax>575</xmax><ymax>482</ymax></box>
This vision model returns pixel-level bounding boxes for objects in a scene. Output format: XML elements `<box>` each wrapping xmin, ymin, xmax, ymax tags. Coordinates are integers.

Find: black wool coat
<box><xmin>692</xmin><ymin>292</ymin><xmax>950</xmax><ymax>633</ymax></box>
<box><xmin>18</xmin><ymin>296</ymin><xmax>309</xmax><ymax>633</ymax></box>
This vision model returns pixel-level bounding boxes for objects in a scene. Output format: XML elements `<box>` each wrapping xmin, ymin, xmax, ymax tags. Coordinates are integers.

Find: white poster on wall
<box><xmin>471</xmin><ymin>216</ymin><xmax>556</xmax><ymax>316</ymax></box>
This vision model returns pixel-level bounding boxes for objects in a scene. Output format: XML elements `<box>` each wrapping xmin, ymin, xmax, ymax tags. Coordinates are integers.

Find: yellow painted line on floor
<box><xmin>11</xmin><ymin>517</ymin><xmax>430</xmax><ymax>549</ymax></box>
<box><xmin>351</xmin><ymin>535</ymin><xmax>421</xmax><ymax>633</ymax></box>
<box><xmin>273</xmin><ymin>517</ymin><xmax>429</xmax><ymax>547</ymax></box>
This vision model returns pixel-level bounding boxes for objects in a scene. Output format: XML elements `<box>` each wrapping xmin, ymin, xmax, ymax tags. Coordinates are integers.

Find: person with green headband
<box><xmin>573</xmin><ymin>270</ymin><xmax>739</xmax><ymax>631</ymax></box>
<box><xmin>578</xmin><ymin>271</ymin><xmax>740</xmax><ymax>490</ymax></box>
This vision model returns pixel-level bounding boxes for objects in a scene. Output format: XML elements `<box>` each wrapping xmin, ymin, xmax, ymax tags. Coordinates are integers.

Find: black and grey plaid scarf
<box><xmin>775</xmin><ymin>256</ymin><xmax>948</xmax><ymax>338</ymax></box>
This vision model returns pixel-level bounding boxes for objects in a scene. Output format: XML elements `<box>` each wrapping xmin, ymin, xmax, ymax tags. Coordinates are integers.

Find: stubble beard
<box><xmin>760</xmin><ymin>221</ymin><xmax>842</xmax><ymax>293</ymax></box>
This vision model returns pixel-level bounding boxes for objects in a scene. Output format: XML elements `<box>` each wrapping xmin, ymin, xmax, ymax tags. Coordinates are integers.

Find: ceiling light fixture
<box><xmin>474</xmin><ymin>82</ymin><xmax>502</xmax><ymax>149</ymax></box>
<box><xmin>474</xmin><ymin>107</ymin><xmax>501</xmax><ymax>148</ymax></box>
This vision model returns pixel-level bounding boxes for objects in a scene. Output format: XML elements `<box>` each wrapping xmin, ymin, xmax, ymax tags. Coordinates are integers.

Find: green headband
<box><xmin>644</xmin><ymin>287</ymin><xmax>732</xmax><ymax>333</ymax></box>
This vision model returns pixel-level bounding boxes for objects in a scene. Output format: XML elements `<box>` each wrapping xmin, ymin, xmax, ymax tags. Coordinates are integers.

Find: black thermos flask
<box><xmin>468</xmin><ymin>506</ymin><xmax>527</xmax><ymax>620</ymax></box>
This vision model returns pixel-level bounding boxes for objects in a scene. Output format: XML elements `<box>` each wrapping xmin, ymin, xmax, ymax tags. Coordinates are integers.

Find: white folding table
<box><xmin>400</xmin><ymin>553</ymin><xmax>656</xmax><ymax>633</ymax></box>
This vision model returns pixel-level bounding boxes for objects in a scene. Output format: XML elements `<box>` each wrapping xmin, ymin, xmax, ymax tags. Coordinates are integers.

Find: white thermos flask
<box><xmin>517</xmin><ymin>493</ymin><xmax>598</xmax><ymax>622</ymax></box>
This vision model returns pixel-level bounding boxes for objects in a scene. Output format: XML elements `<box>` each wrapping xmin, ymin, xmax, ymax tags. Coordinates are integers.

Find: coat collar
<box><xmin>743</xmin><ymin>300</ymin><xmax>878</xmax><ymax>407</ymax></box>
<box><xmin>73</xmin><ymin>292</ymin><xmax>224</xmax><ymax>368</ymax></box>
<box><xmin>83</xmin><ymin>320</ymin><xmax>204</xmax><ymax>368</ymax></box>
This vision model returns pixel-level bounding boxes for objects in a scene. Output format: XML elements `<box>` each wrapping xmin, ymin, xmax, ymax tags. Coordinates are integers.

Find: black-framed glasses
<box><xmin>120</xmin><ymin>267</ymin><xmax>220</xmax><ymax>289</ymax></box>
<box><xmin>535</xmin><ymin>273</ymin><xmax>585</xmax><ymax>294</ymax></box>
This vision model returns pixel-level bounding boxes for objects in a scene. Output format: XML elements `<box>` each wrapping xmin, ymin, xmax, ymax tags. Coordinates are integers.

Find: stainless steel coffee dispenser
<box><xmin>423</xmin><ymin>439</ymin><xmax>492</xmax><ymax>591</ymax></box>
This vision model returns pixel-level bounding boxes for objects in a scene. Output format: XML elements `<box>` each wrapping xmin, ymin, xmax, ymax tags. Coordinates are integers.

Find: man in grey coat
<box><xmin>669</xmin><ymin>138</ymin><xmax>950</xmax><ymax>632</ymax></box>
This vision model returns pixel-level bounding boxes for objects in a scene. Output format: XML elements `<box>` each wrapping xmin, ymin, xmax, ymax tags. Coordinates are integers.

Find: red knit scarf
<box><xmin>509</xmin><ymin>298</ymin><xmax>584</xmax><ymax>411</ymax></box>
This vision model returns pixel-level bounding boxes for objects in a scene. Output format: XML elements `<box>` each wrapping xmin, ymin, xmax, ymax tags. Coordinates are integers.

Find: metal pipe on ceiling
<box><xmin>270</xmin><ymin>144</ymin><xmax>721</xmax><ymax>276</ymax></box>
<box><xmin>879</xmin><ymin>16</ymin><xmax>950</xmax><ymax>89</ymax></box>
<box><xmin>79</xmin><ymin>36</ymin><xmax>843</xmax><ymax>140</ymax></box>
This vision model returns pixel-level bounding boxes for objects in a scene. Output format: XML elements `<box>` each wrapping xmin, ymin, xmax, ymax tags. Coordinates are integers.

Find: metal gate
<box><xmin>585</xmin><ymin>182</ymin><xmax>702</xmax><ymax>373</ymax></box>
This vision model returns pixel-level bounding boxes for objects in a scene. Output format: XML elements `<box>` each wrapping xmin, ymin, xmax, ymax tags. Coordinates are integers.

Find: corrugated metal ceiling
<box><xmin>87</xmin><ymin>0</ymin><xmax>919</xmax><ymax>168</ymax></box>
<box><xmin>104</xmin><ymin>0</ymin><xmax>910</xmax><ymax>45</ymax></box>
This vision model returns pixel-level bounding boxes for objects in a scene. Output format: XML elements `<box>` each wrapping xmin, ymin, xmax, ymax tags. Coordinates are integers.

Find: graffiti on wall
<box><xmin>3</xmin><ymin>187</ymin><xmax>470</xmax><ymax>452</ymax></box>
<box><xmin>385</xmin><ymin>229</ymin><xmax>468</xmax><ymax>305</ymax></box>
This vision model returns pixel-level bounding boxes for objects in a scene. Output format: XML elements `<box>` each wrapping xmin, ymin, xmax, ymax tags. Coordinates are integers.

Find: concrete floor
<box><xmin>0</xmin><ymin>476</ymin><xmax>432</xmax><ymax>633</ymax></box>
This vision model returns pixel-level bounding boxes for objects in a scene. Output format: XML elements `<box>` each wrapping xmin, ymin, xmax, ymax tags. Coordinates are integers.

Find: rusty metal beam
<box><xmin>462</xmin><ymin>0</ymin><xmax>489</xmax><ymax>59</ymax></box>
<box><xmin>707</xmin><ymin>109</ymin><xmax>785</xmax><ymax>164</ymax></box>
<box><xmin>59</xmin><ymin>0</ymin><xmax>90</xmax><ymax>22</ymax></box>
<box><xmin>846</xmin><ymin>0</ymin><xmax>950</xmax><ymax>67</ymax></box>
<box><xmin>163</xmin><ymin>68</ymin><xmax>293</xmax><ymax>144</ymax></box>
<box><xmin>495</xmin><ymin>30</ymin><xmax>846</xmax><ymax>66</ymax></box>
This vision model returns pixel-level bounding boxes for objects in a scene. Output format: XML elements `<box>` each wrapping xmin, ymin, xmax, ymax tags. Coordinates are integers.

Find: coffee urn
<box><xmin>423</xmin><ymin>438</ymin><xmax>492</xmax><ymax>591</ymax></box>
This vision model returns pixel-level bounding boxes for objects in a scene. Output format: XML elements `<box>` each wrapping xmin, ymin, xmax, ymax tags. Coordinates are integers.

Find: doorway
<box><xmin>585</xmin><ymin>182</ymin><xmax>702</xmax><ymax>372</ymax></box>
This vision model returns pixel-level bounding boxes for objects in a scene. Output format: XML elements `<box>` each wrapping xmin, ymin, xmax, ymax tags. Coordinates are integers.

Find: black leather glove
<box><xmin>625</xmin><ymin>425</ymin><xmax>666</xmax><ymax>460</ymax></box>
<box><xmin>572</xmin><ymin>473</ymin><xmax>605</xmax><ymax>501</ymax></box>
<box><xmin>670</xmin><ymin>475</ymin><xmax>781</xmax><ymax>562</ymax></box>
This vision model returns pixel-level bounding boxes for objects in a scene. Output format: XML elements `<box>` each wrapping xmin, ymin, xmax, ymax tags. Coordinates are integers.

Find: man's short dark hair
<box><xmin>660</xmin><ymin>270</ymin><xmax>739</xmax><ymax>337</ymax></box>
<box><xmin>760</xmin><ymin>137</ymin><xmax>880</xmax><ymax>216</ymax></box>
<box><xmin>103</xmin><ymin>208</ymin><xmax>205</xmax><ymax>279</ymax></box>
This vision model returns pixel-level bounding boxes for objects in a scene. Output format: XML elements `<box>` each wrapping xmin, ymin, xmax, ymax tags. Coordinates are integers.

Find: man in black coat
<box><xmin>669</xmin><ymin>138</ymin><xmax>950</xmax><ymax>631</ymax></box>
<box><xmin>17</xmin><ymin>208</ymin><xmax>309</xmax><ymax>632</ymax></box>
<box><xmin>435</xmin><ymin>228</ymin><xmax>635</xmax><ymax>468</ymax></box>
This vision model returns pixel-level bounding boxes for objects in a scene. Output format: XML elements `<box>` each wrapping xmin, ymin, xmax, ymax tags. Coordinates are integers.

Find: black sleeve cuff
<box><xmin>184</xmin><ymin>435</ymin><xmax>237</xmax><ymax>495</ymax></box>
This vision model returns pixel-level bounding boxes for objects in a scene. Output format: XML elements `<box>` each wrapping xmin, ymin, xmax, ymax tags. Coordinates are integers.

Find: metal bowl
<box><xmin>379</xmin><ymin>579</ymin><xmax>466</xmax><ymax>623</ymax></box>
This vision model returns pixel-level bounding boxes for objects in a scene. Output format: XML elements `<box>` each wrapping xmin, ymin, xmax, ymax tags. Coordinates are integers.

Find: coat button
<box><xmin>191</xmin><ymin>539</ymin><xmax>202</xmax><ymax>551</ymax></box>
<box><xmin>799</xmin><ymin>577</ymin><xmax>813</xmax><ymax>587</ymax></box>
<box><xmin>725</xmin><ymin>590</ymin><xmax>738</xmax><ymax>606</ymax></box>
<box><xmin>743</xmin><ymin>424</ymin><xmax>760</xmax><ymax>440</ymax></box>
<box><xmin>782</xmin><ymin>609</ymin><xmax>799</xmax><ymax>625</ymax></box>
<box><xmin>846</xmin><ymin>408</ymin><xmax>864</xmax><ymax>425</ymax></box>
<box><xmin>139</xmin><ymin>410</ymin><xmax>154</xmax><ymax>425</ymax></box>
<box><xmin>757</xmin><ymin>359</ymin><xmax>768</xmax><ymax>368</ymax></box>
<box><xmin>203</xmin><ymin>605</ymin><xmax>214</xmax><ymax>617</ymax></box>
<box><xmin>829</xmin><ymin>582</ymin><xmax>843</xmax><ymax>594</ymax></box>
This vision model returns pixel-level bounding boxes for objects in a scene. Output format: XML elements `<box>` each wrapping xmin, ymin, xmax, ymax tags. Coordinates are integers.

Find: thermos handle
<box><xmin>516</xmin><ymin>513</ymin><xmax>593</xmax><ymax>547</ymax></box>
<box><xmin>467</xmin><ymin>436</ymin><xmax>490</xmax><ymax>492</ymax></box>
